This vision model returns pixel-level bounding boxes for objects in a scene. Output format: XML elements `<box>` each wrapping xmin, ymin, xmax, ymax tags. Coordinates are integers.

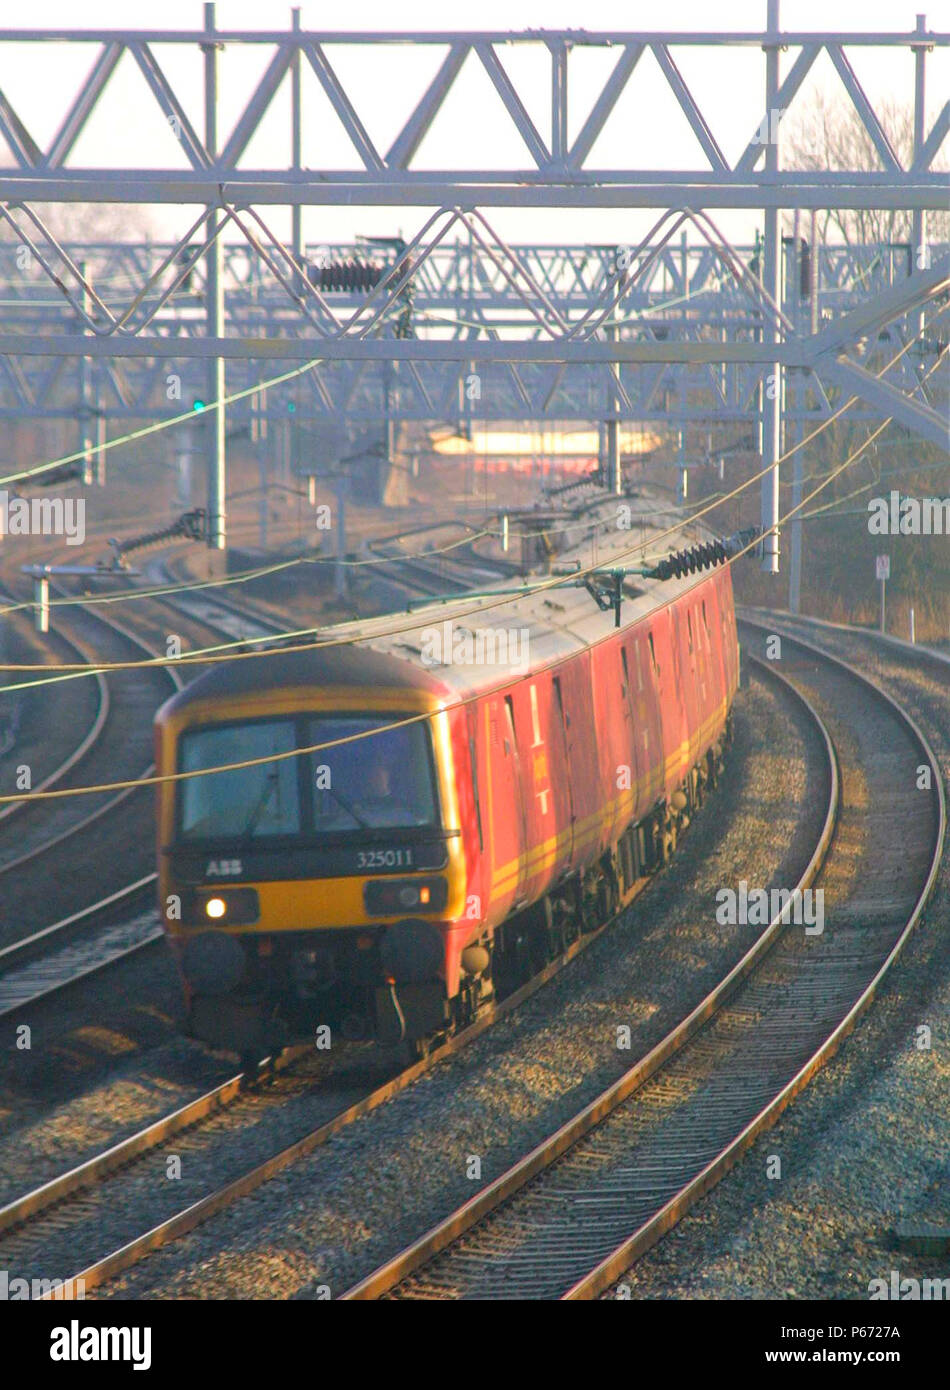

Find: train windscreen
<box><xmin>307</xmin><ymin>716</ymin><xmax>438</xmax><ymax>831</ymax></box>
<box><xmin>178</xmin><ymin>719</ymin><xmax>301</xmax><ymax>840</ymax></box>
<box><xmin>176</xmin><ymin>714</ymin><xmax>438</xmax><ymax>841</ymax></box>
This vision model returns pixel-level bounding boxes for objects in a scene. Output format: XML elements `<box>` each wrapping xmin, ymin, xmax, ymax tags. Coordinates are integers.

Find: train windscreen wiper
<box><xmin>319</xmin><ymin>785</ymin><xmax>371</xmax><ymax>830</ymax></box>
<box><xmin>239</xmin><ymin>768</ymin><xmax>281</xmax><ymax>840</ymax></box>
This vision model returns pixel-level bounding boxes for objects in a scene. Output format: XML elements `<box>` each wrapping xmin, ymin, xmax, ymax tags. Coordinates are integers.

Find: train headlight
<box><xmin>187</xmin><ymin>889</ymin><xmax>259</xmax><ymax>926</ymax></box>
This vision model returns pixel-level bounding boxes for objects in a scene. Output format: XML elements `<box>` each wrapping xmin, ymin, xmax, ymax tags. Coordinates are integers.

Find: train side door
<box><xmin>481</xmin><ymin>693</ymin><xmax>528</xmax><ymax>914</ymax></box>
<box><xmin>464</xmin><ymin>702</ymin><xmax>487</xmax><ymax>921</ymax></box>
<box><xmin>503</xmin><ymin>695</ymin><xmax>530</xmax><ymax>905</ymax></box>
<box><xmin>552</xmin><ymin>655</ymin><xmax>598</xmax><ymax>870</ymax></box>
<box><xmin>551</xmin><ymin>674</ymin><xmax>574</xmax><ymax>867</ymax></box>
<box><xmin>637</xmin><ymin>628</ymin><xmax>665</xmax><ymax>808</ymax></box>
<box><xmin>515</xmin><ymin>677</ymin><xmax>572</xmax><ymax>897</ymax></box>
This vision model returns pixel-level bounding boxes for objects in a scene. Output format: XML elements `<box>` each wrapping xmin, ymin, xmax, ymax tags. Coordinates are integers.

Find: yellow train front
<box><xmin>154</xmin><ymin>644</ymin><xmax>470</xmax><ymax>1061</ymax></box>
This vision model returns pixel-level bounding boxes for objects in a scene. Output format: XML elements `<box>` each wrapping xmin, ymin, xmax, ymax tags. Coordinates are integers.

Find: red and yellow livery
<box><xmin>155</xmin><ymin>509</ymin><xmax>739</xmax><ymax>1059</ymax></box>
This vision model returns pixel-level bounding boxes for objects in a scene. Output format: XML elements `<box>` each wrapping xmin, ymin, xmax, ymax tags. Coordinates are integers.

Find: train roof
<box><xmin>159</xmin><ymin>637</ymin><xmax>452</xmax><ymax>716</ymax></box>
<box><xmin>160</xmin><ymin>489</ymin><xmax>729</xmax><ymax>717</ymax></box>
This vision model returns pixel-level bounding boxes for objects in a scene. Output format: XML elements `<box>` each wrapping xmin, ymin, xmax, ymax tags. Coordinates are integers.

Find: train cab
<box><xmin>154</xmin><ymin>645</ymin><xmax>477</xmax><ymax>1057</ymax></box>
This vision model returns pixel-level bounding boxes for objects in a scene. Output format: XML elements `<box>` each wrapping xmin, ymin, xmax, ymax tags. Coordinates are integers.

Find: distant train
<box><xmin>154</xmin><ymin>510</ymin><xmax>739</xmax><ymax>1061</ymax></box>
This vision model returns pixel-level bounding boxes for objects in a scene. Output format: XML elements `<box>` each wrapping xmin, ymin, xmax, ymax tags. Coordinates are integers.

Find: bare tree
<box><xmin>783</xmin><ymin>92</ymin><xmax>949</xmax><ymax>246</ymax></box>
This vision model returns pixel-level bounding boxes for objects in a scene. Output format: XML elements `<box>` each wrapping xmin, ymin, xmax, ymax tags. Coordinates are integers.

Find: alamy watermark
<box><xmin>715</xmin><ymin>881</ymin><xmax>824</xmax><ymax>935</ymax></box>
<box><xmin>50</xmin><ymin>1320</ymin><xmax>151</xmax><ymax>1370</ymax></box>
<box><xmin>420</xmin><ymin>619</ymin><xmax>529</xmax><ymax>672</ymax></box>
<box><xmin>868</xmin><ymin>1270</ymin><xmax>949</xmax><ymax>1300</ymax></box>
<box><xmin>1</xmin><ymin>1268</ymin><xmax>85</xmax><ymax>1300</ymax></box>
<box><xmin>0</xmin><ymin>490</ymin><xmax>85</xmax><ymax>546</ymax></box>
<box><xmin>867</xmin><ymin>490</ymin><xmax>950</xmax><ymax>536</ymax></box>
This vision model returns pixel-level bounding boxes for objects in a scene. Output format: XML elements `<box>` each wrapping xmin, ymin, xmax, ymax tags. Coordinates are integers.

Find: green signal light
<box><xmin>192</xmin><ymin>398</ymin><xmax>206</xmax><ymax>412</ymax></box>
<box><xmin>287</xmin><ymin>401</ymin><xmax>296</xmax><ymax>413</ymax></box>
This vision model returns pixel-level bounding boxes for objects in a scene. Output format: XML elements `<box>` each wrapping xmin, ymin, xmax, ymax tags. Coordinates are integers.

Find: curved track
<box><xmin>0</xmin><ymin>590</ymin><xmax>179</xmax><ymax>949</ymax></box>
<box><xmin>0</xmin><ymin>608</ymin><xmax>109</xmax><ymax>837</ymax></box>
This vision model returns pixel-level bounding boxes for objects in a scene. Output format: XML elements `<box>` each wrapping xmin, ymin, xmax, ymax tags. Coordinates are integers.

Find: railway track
<box><xmin>0</xmin><ymin>914</ymin><xmax>657</xmax><ymax>1299</ymax></box>
<box><xmin>0</xmin><ymin>571</ymin><xmax>254</xmax><ymax>1019</ymax></box>
<box><xmin>0</xmin><ymin>586</ymin><xmax>179</xmax><ymax>948</ymax></box>
<box><xmin>740</xmin><ymin>607</ymin><xmax>950</xmax><ymax>685</ymax></box>
<box><xmin>336</xmin><ymin>635</ymin><xmax>943</xmax><ymax>1299</ymax></box>
<box><xmin>0</xmin><ymin>609</ymin><xmax>108</xmax><ymax>838</ymax></box>
<box><xmin>2</xmin><ymin>615</ymin><xmax>832</xmax><ymax>1301</ymax></box>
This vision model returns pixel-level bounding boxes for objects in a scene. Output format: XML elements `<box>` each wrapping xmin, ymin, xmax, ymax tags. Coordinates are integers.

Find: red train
<box><xmin>155</xmin><ymin>515</ymin><xmax>739</xmax><ymax>1060</ymax></box>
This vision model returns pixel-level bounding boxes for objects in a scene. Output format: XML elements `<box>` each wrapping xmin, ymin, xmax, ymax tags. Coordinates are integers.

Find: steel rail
<box><xmin>740</xmin><ymin>606</ymin><xmax>950</xmax><ymax>674</ymax></box>
<box><xmin>0</xmin><ymin>1041</ymin><xmax>312</xmax><ymax>1238</ymax></box>
<box><xmin>0</xmin><ymin>595</ymin><xmax>109</xmax><ymax>833</ymax></box>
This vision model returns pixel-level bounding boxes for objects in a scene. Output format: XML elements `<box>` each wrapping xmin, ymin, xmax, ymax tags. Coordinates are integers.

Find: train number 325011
<box><xmin>356</xmin><ymin>848</ymin><xmax>414</xmax><ymax>870</ymax></box>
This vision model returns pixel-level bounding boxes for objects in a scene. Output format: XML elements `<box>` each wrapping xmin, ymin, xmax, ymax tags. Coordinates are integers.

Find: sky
<box><xmin>1</xmin><ymin>0</ymin><xmax>947</xmax><ymax>248</ymax></box>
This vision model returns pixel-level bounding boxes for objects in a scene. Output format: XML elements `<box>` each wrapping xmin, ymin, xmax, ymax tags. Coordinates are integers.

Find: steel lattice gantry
<box><xmin>0</xmin><ymin>3</ymin><xmax>947</xmax><ymax>572</ymax></box>
<box><xmin>0</xmin><ymin>236</ymin><xmax>945</xmax><ymax>432</ymax></box>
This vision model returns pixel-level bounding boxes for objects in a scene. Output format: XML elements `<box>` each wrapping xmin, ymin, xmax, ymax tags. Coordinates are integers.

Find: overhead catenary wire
<box><xmin>0</xmin><ymin>355</ymin><xmax>328</xmax><ymax>489</ymax></box>
<box><xmin>0</xmin><ymin>527</ymin><xmax>500</xmax><ymax>617</ymax></box>
<box><xmin>0</xmin><ymin>476</ymin><xmax>726</xmax><ymax>621</ymax></box>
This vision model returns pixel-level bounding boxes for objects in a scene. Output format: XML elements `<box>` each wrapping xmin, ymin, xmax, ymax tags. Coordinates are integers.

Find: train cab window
<box><xmin>178</xmin><ymin>719</ymin><xmax>300</xmax><ymax>840</ymax></box>
<box><xmin>553</xmin><ymin>676</ymin><xmax>569</xmax><ymax>730</ymax></box>
<box><xmin>307</xmin><ymin>715</ymin><xmax>438</xmax><ymax>832</ymax></box>
<box><xmin>620</xmin><ymin>647</ymin><xmax>630</xmax><ymax>699</ymax></box>
<box><xmin>469</xmin><ymin>736</ymin><xmax>483</xmax><ymax>851</ymax></box>
<box><xmin>648</xmin><ymin>633</ymin><xmax>659</xmax><ymax>678</ymax></box>
<box><xmin>503</xmin><ymin>696</ymin><xmax>516</xmax><ymax>756</ymax></box>
<box><xmin>687</xmin><ymin>611</ymin><xmax>694</xmax><ymax>653</ymax></box>
<box><xmin>702</xmin><ymin>600</ymin><xmax>710</xmax><ymax>639</ymax></box>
